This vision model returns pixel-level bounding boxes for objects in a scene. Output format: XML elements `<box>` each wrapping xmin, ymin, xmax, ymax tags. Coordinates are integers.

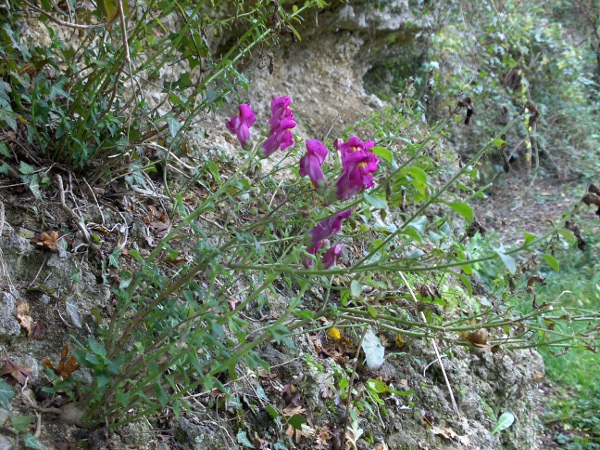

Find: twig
<box><xmin>0</xmin><ymin>199</ymin><xmax>4</xmax><ymax>236</ymax></box>
<box><xmin>423</xmin><ymin>354</ymin><xmax>447</xmax><ymax>377</ymax></box>
<box><xmin>21</xmin><ymin>0</ymin><xmax>116</xmax><ymax>29</ymax></box>
<box><xmin>398</xmin><ymin>271</ymin><xmax>461</xmax><ymax>419</ymax></box>
<box><xmin>56</xmin><ymin>174</ymin><xmax>90</xmax><ymax>243</ymax></box>
<box><xmin>83</xmin><ymin>178</ymin><xmax>106</xmax><ymax>225</ymax></box>
<box><xmin>340</xmin><ymin>326</ymin><xmax>368</xmax><ymax>448</ymax></box>
<box><xmin>28</xmin><ymin>254</ymin><xmax>48</xmax><ymax>287</ymax></box>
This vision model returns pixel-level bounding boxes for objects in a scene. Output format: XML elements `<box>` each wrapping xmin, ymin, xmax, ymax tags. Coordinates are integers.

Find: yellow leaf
<box><xmin>97</xmin><ymin>0</ymin><xmax>118</xmax><ymax>21</ymax></box>
<box><xmin>327</xmin><ymin>327</ymin><xmax>341</xmax><ymax>340</ymax></box>
<box><xmin>395</xmin><ymin>334</ymin><xmax>406</xmax><ymax>347</ymax></box>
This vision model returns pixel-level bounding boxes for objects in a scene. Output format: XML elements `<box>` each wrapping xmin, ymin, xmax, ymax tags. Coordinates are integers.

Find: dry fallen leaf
<box><xmin>430</xmin><ymin>424</ymin><xmax>470</xmax><ymax>447</ymax></box>
<box><xmin>16</xmin><ymin>301</ymin><xmax>45</xmax><ymax>340</ymax></box>
<box><xmin>461</xmin><ymin>328</ymin><xmax>489</xmax><ymax>345</ymax></box>
<box><xmin>31</xmin><ymin>230</ymin><xmax>70</xmax><ymax>253</ymax></box>
<box><xmin>1</xmin><ymin>354</ymin><xmax>34</xmax><ymax>385</ymax></box>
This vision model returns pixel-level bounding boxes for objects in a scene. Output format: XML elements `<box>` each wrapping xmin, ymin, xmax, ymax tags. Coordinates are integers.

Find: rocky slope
<box><xmin>0</xmin><ymin>1</ymin><xmax>547</xmax><ymax>449</ymax></box>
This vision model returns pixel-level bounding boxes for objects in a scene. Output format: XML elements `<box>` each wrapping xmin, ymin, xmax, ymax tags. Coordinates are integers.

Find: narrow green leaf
<box><xmin>364</xmin><ymin>191</ymin><xmax>388</xmax><ymax>209</ymax></box>
<box><xmin>455</xmin><ymin>273</ymin><xmax>473</xmax><ymax>296</ymax></box>
<box><xmin>0</xmin><ymin>142</ymin><xmax>10</xmax><ymax>158</ymax></box>
<box><xmin>446</xmin><ymin>201</ymin><xmax>474</xmax><ymax>224</ymax></box>
<box><xmin>205</xmin><ymin>160</ymin><xmax>221</xmax><ymax>183</ymax></box>
<box><xmin>371</xmin><ymin>146</ymin><xmax>393</xmax><ymax>162</ymax></box>
<box><xmin>155</xmin><ymin>381</ymin><xmax>168</xmax><ymax>406</ymax></box>
<box><xmin>491</xmin><ymin>411</ymin><xmax>515</xmax><ymax>435</ymax></box>
<box><xmin>267</xmin><ymin>404</ymin><xmax>279</xmax><ymax>419</ymax></box>
<box><xmin>542</xmin><ymin>254</ymin><xmax>559</xmax><ymax>272</ymax></box>
<box><xmin>400</xmin><ymin>166</ymin><xmax>428</xmax><ymax>184</ymax></box>
<box><xmin>367</xmin><ymin>305</ymin><xmax>378</xmax><ymax>318</ymax></box>
<box><xmin>367</xmin><ymin>379</ymin><xmax>389</xmax><ymax>394</ymax></box>
<box><xmin>494</xmin><ymin>247</ymin><xmax>516</xmax><ymax>274</ymax></box>
<box><xmin>558</xmin><ymin>228</ymin><xmax>576</xmax><ymax>244</ymax></box>
<box><xmin>350</xmin><ymin>280</ymin><xmax>362</xmax><ymax>297</ymax></box>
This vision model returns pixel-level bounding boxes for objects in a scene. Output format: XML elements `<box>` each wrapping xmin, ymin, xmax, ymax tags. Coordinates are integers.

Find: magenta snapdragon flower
<box><xmin>299</xmin><ymin>139</ymin><xmax>328</xmax><ymax>188</ymax></box>
<box><xmin>308</xmin><ymin>209</ymin><xmax>352</xmax><ymax>249</ymax></box>
<box><xmin>226</xmin><ymin>104</ymin><xmax>256</xmax><ymax>149</ymax></box>
<box><xmin>262</xmin><ymin>96</ymin><xmax>296</xmax><ymax>157</ymax></box>
<box><xmin>322</xmin><ymin>244</ymin><xmax>343</xmax><ymax>269</ymax></box>
<box><xmin>334</xmin><ymin>136</ymin><xmax>379</xmax><ymax>201</ymax></box>
<box><xmin>269</xmin><ymin>96</ymin><xmax>294</xmax><ymax>127</ymax></box>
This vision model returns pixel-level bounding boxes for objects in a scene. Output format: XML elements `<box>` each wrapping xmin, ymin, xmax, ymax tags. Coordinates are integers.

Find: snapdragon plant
<box><xmin>64</xmin><ymin>93</ymin><xmax>599</xmax><ymax>431</ymax></box>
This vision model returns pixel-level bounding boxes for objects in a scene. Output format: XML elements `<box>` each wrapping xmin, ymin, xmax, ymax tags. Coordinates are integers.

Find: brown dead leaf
<box><xmin>258</xmin><ymin>369</ymin><xmax>278</xmax><ymax>380</ymax></box>
<box><xmin>465</xmin><ymin>328</ymin><xmax>489</xmax><ymax>345</ymax></box>
<box><xmin>282</xmin><ymin>405</ymin><xmax>306</xmax><ymax>417</ymax></box>
<box><xmin>281</xmin><ymin>383</ymin><xmax>301</xmax><ymax>407</ymax></box>
<box><xmin>285</xmin><ymin>423</ymin><xmax>308</xmax><ymax>444</ymax></box>
<box><xmin>582</xmin><ymin>192</ymin><xmax>600</xmax><ymax>207</ymax></box>
<box><xmin>16</xmin><ymin>301</ymin><xmax>45</xmax><ymax>340</ymax></box>
<box><xmin>146</xmin><ymin>205</ymin><xmax>171</xmax><ymax>238</ymax></box>
<box><xmin>430</xmin><ymin>424</ymin><xmax>470</xmax><ymax>447</ymax></box>
<box><xmin>31</xmin><ymin>230</ymin><xmax>70</xmax><ymax>252</ymax></box>
<box><xmin>527</xmin><ymin>275</ymin><xmax>546</xmax><ymax>287</ymax></box>
<box><xmin>1</xmin><ymin>355</ymin><xmax>34</xmax><ymax>385</ymax></box>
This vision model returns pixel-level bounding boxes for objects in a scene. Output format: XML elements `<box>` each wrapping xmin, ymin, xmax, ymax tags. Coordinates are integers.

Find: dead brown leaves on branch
<box><xmin>43</xmin><ymin>344</ymin><xmax>81</xmax><ymax>380</ymax></box>
<box><xmin>582</xmin><ymin>183</ymin><xmax>600</xmax><ymax>217</ymax></box>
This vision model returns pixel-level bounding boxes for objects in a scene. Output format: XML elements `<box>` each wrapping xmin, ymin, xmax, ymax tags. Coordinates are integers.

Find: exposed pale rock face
<box><xmin>213</xmin><ymin>0</ymin><xmax>420</xmax><ymax>145</ymax></box>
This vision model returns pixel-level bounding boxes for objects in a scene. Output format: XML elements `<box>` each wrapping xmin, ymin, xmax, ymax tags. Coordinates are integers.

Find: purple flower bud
<box><xmin>226</xmin><ymin>104</ymin><xmax>256</xmax><ymax>149</ymax></box>
<box><xmin>309</xmin><ymin>209</ymin><xmax>352</xmax><ymax>247</ymax></box>
<box><xmin>261</xmin><ymin>96</ymin><xmax>296</xmax><ymax>157</ymax></box>
<box><xmin>299</xmin><ymin>139</ymin><xmax>328</xmax><ymax>188</ymax></box>
<box><xmin>322</xmin><ymin>244</ymin><xmax>343</xmax><ymax>269</ymax></box>
<box><xmin>261</xmin><ymin>118</ymin><xmax>297</xmax><ymax>156</ymax></box>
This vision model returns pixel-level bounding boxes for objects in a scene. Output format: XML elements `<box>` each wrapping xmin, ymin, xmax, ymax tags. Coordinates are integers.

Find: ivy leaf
<box><xmin>0</xmin><ymin>379</ymin><xmax>14</xmax><ymax>410</ymax></box>
<box><xmin>165</xmin><ymin>113</ymin><xmax>182</xmax><ymax>139</ymax></box>
<box><xmin>23</xmin><ymin>433</ymin><xmax>44</xmax><ymax>450</ymax></box>
<box><xmin>362</xmin><ymin>327</ymin><xmax>385</xmax><ymax>369</ymax></box>
<box><xmin>288</xmin><ymin>414</ymin><xmax>307</xmax><ymax>430</ymax></box>
<box><xmin>236</xmin><ymin>429</ymin><xmax>254</xmax><ymax>448</ymax></box>
<box><xmin>65</xmin><ymin>296</ymin><xmax>82</xmax><ymax>328</ymax></box>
